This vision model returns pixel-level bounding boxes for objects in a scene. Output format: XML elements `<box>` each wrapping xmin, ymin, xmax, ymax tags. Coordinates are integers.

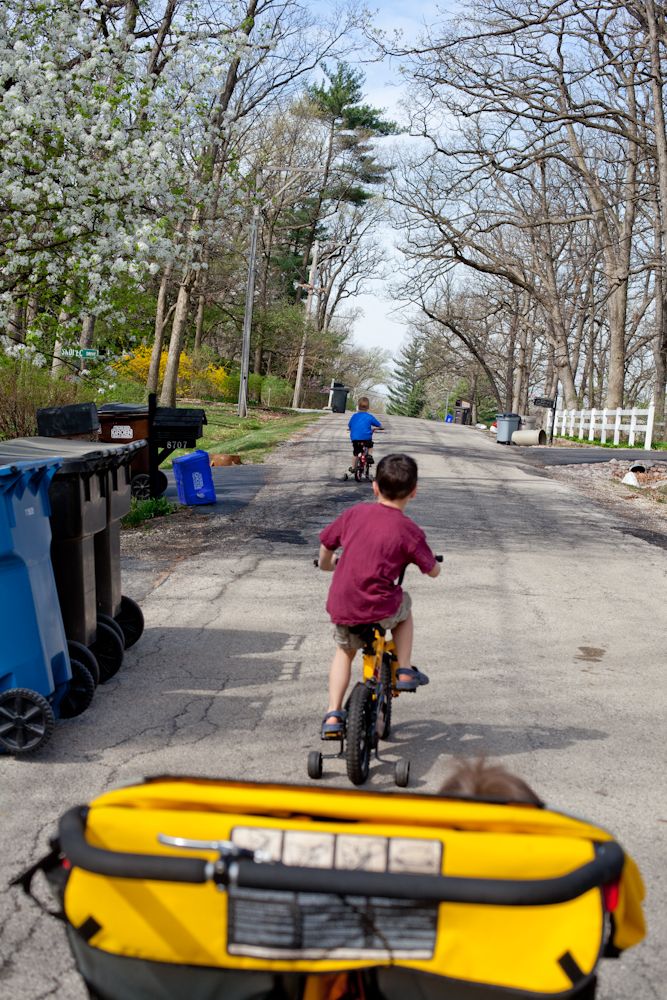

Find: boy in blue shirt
<box><xmin>347</xmin><ymin>396</ymin><xmax>383</xmax><ymax>473</ymax></box>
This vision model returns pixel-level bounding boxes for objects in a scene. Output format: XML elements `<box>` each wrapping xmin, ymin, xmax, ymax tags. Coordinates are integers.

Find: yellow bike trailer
<box><xmin>17</xmin><ymin>776</ymin><xmax>645</xmax><ymax>1000</ymax></box>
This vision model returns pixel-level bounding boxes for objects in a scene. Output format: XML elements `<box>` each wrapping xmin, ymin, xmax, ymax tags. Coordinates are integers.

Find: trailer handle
<box><xmin>58</xmin><ymin>807</ymin><xmax>624</xmax><ymax>908</ymax></box>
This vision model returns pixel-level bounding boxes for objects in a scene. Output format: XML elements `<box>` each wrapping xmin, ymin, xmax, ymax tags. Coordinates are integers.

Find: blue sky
<box><xmin>309</xmin><ymin>2</ymin><xmax>447</xmax><ymax>359</ymax></box>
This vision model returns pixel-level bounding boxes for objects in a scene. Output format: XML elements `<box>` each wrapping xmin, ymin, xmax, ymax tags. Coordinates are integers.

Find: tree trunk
<box><xmin>645</xmin><ymin>0</ymin><xmax>667</xmax><ymax>430</ymax></box>
<box><xmin>80</xmin><ymin>314</ymin><xmax>95</xmax><ymax>348</ymax></box>
<box><xmin>159</xmin><ymin>1</ymin><xmax>258</xmax><ymax>405</ymax></box>
<box><xmin>253</xmin><ymin>343</ymin><xmax>263</xmax><ymax>375</ymax></box>
<box><xmin>52</xmin><ymin>294</ymin><xmax>73</xmax><ymax>373</ymax></box>
<box><xmin>8</xmin><ymin>297</ymin><xmax>24</xmax><ymax>342</ymax></box>
<box><xmin>512</xmin><ymin>322</ymin><xmax>528</xmax><ymax>413</ymax></box>
<box><xmin>606</xmin><ymin>282</ymin><xmax>628</xmax><ymax>408</ymax></box>
<box><xmin>160</xmin><ymin>273</ymin><xmax>194</xmax><ymax>405</ymax></box>
<box><xmin>148</xmin><ymin>262</ymin><xmax>173</xmax><ymax>394</ymax></box>
<box><xmin>25</xmin><ymin>297</ymin><xmax>38</xmax><ymax>331</ymax></box>
<box><xmin>193</xmin><ymin>282</ymin><xmax>207</xmax><ymax>353</ymax></box>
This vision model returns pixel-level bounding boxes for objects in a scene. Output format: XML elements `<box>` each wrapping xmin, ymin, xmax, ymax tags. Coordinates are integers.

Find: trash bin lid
<box><xmin>36</xmin><ymin>402</ymin><xmax>100</xmax><ymax>436</ymax></box>
<box><xmin>496</xmin><ymin>413</ymin><xmax>521</xmax><ymax>419</ymax></box>
<box><xmin>0</xmin><ymin>456</ymin><xmax>62</xmax><ymax>483</ymax></box>
<box><xmin>98</xmin><ymin>403</ymin><xmax>149</xmax><ymax>416</ymax></box>
<box><xmin>154</xmin><ymin>407</ymin><xmax>207</xmax><ymax>427</ymax></box>
<box><xmin>0</xmin><ymin>437</ymin><xmax>146</xmax><ymax>473</ymax></box>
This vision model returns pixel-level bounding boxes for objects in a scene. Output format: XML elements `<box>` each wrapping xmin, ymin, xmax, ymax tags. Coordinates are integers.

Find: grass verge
<box><xmin>164</xmin><ymin>404</ymin><xmax>321</xmax><ymax>467</ymax></box>
<box><xmin>555</xmin><ymin>433</ymin><xmax>667</xmax><ymax>450</ymax></box>
<box><xmin>121</xmin><ymin>496</ymin><xmax>178</xmax><ymax>528</ymax></box>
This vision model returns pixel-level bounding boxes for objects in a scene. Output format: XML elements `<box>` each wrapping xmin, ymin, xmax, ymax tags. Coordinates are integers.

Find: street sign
<box><xmin>61</xmin><ymin>347</ymin><xmax>99</xmax><ymax>360</ymax></box>
<box><xmin>533</xmin><ymin>396</ymin><xmax>555</xmax><ymax>408</ymax></box>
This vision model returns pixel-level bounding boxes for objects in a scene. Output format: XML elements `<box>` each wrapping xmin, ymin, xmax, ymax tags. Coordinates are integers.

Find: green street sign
<box><xmin>61</xmin><ymin>347</ymin><xmax>99</xmax><ymax>360</ymax></box>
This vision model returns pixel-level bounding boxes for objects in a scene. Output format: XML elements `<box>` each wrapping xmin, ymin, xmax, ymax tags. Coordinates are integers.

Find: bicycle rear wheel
<box><xmin>346</xmin><ymin>684</ymin><xmax>373</xmax><ymax>785</ymax></box>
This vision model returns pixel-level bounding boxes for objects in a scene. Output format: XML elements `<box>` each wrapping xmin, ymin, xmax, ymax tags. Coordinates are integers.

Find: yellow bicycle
<box><xmin>309</xmin><ymin>556</ymin><xmax>442</xmax><ymax>787</ymax></box>
<box><xmin>308</xmin><ymin>620</ymin><xmax>406</xmax><ymax>786</ymax></box>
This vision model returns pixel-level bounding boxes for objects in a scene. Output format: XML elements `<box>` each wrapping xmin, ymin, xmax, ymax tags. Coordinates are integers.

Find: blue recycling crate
<box><xmin>0</xmin><ymin>458</ymin><xmax>72</xmax><ymax>752</ymax></box>
<box><xmin>172</xmin><ymin>450</ymin><xmax>216</xmax><ymax>505</ymax></box>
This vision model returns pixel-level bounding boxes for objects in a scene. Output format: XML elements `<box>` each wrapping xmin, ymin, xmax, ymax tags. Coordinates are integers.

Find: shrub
<box><xmin>114</xmin><ymin>347</ymin><xmax>229</xmax><ymax>401</ymax></box>
<box><xmin>121</xmin><ymin>496</ymin><xmax>177</xmax><ymax>528</ymax></box>
<box><xmin>248</xmin><ymin>373</ymin><xmax>263</xmax><ymax>403</ymax></box>
<box><xmin>261</xmin><ymin>376</ymin><xmax>293</xmax><ymax>407</ymax></box>
<box><xmin>0</xmin><ymin>355</ymin><xmax>78</xmax><ymax>439</ymax></box>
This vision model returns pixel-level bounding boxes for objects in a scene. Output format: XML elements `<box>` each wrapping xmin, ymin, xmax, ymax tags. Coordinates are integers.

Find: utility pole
<box><xmin>238</xmin><ymin>205</ymin><xmax>260</xmax><ymax>417</ymax></box>
<box><xmin>292</xmin><ymin>240</ymin><xmax>319</xmax><ymax>409</ymax></box>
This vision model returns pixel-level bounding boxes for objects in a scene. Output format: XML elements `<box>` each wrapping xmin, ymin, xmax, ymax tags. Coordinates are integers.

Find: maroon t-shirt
<box><xmin>319</xmin><ymin>502</ymin><xmax>437</xmax><ymax>625</ymax></box>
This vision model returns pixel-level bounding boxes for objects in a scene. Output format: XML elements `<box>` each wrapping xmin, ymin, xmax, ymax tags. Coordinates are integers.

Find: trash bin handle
<box><xmin>58</xmin><ymin>807</ymin><xmax>623</xmax><ymax>906</ymax></box>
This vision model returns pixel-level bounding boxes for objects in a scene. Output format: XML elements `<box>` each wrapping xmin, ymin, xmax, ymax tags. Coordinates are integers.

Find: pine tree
<box><xmin>387</xmin><ymin>337</ymin><xmax>426</xmax><ymax>416</ymax></box>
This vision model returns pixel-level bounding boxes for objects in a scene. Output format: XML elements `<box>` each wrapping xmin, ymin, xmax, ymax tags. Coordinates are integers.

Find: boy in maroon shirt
<box><xmin>318</xmin><ymin>453</ymin><xmax>441</xmax><ymax>737</ymax></box>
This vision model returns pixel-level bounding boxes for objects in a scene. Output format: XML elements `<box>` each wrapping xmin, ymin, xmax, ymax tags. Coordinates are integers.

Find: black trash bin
<box><xmin>94</xmin><ymin>443</ymin><xmax>146</xmax><ymax>649</ymax></box>
<box><xmin>331</xmin><ymin>383</ymin><xmax>350</xmax><ymax>414</ymax></box>
<box><xmin>454</xmin><ymin>400</ymin><xmax>472</xmax><ymax>425</ymax></box>
<box><xmin>0</xmin><ymin>438</ymin><xmax>143</xmax><ymax>682</ymax></box>
<box><xmin>36</xmin><ymin>402</ymin><xmax>100</xmax><ymax>441</ymax></box>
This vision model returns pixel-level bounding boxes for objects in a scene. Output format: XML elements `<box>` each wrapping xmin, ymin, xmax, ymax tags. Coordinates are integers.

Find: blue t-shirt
<box><xmin>348</xmin><ymin>411</ymin><xmax>381</xmax><ymax>441</ymax></box>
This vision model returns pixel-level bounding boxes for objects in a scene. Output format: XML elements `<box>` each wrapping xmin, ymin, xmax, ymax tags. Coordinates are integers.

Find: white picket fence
<box><xmin>552</xmin><ymin>402</ymin><xmax>655</xmax><ymax>450</ymax></box>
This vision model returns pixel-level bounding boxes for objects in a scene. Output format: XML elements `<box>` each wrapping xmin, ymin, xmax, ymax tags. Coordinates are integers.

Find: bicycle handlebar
<box><xmin>58</xmin><ymin>806</ymin><xmax>623</xmax><ymax>907</ymax></box>
<box><xmin>315</xmin><ymin>555</ymin><xmax>443</xmax><ymax>571</ymax></box>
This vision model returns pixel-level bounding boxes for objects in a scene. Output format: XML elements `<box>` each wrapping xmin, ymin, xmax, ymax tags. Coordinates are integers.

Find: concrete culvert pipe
<box><xmin>511</xmin><ymin>429</ymin><xmax>547</xmax><ymax>446</ymax></box>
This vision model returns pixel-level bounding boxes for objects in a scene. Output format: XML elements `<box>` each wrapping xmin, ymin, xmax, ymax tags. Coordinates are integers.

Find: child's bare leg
<box><xmin>326</xmin><ymin>646</ymin><xmax>355</xmax><ymax>721</ymax></box>
<box><xmin>391</xmin><ymin>612</ymin><xmax>414</xmax><ymax>669</ymax></box>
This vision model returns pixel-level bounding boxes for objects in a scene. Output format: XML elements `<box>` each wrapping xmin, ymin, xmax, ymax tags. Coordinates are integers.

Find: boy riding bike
<box><xmin>318</xmin><ymin>453</ymin><xmax>441</xmax><ymax>738</ymax></box>
<box><xmin>347</xmin><ymin>396</ymin><xmax>383</xmax><ymax>474</ymax></box>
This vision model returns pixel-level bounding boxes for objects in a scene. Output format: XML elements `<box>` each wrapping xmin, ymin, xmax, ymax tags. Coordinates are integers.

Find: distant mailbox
<box><xmin>533</xmin><ymin>397</ymin><xmax>556</xmax><ymax>408</ymax></box>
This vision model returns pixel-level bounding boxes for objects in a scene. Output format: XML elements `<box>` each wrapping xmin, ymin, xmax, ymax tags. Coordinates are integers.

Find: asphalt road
<box><xmin>1</xmin><ymin>416</ymin><xmax>665</xmax><ymax>999</ymax></box>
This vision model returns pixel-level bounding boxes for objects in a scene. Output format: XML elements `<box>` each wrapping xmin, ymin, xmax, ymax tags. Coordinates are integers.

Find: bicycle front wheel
<box><xmin>375</xmin><ymin>654</ymin><xmax>393</xmax><ymax>741</ymax></box>
<box><xmin>346</xmin><ymin>684</ymin><xmax>373</xmax><ymax>785</ymax></box>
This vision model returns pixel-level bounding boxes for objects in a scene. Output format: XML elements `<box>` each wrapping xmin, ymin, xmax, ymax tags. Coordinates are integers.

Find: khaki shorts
<box><xmin>333</xmin><ymin>591</ymin><xmax>412</xmax><ymax>651</ymax></box>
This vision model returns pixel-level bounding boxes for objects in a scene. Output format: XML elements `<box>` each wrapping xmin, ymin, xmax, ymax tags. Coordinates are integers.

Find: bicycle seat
<box><xmin>348</xmin><ymin>623</ymin><xmax>386</xmax><ymax>649</ymax></box>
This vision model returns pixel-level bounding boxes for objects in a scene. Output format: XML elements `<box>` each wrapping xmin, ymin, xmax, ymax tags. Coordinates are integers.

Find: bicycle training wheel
<box><xmin>346</xmin><ymin>684</ymin><xmax>373</xmax><ymax>785</ymax></box>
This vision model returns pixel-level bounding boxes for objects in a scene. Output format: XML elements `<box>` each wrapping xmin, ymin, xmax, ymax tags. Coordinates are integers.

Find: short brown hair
<box><xmin>375</xmin><ymin>453</ymin><xmax>418</xmax><ymax>500</ymax></box>
<box><xmin>439</xmin><ymin>758</ymin><xmax>543</xmax><ymax>806</ymax></box>
<box><xmin>357</xmin><ymin>396</ymin><xmax>370</xmax><ymax>410</ymax></box>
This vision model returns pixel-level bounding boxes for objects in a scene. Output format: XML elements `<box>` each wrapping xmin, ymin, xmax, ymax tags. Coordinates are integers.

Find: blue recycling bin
<box><xmin>172</xmin><ymin>450</ymin><xmax>216</xmax><ymax>505</ymax></box>
<box><xmin>0</xmin><ymin>458</ymin><xmax>74</xmax><ymax>753</ymax></box>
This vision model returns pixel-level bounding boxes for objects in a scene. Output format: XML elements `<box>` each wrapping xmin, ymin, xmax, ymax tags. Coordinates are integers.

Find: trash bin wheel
<box><xmin>91</xmin><ymin>622</ymin><xmax>124</xmax><ymax>683</ymax></box>
<box><xmin>67</xmin><ymin>640</ymin><xmax>100</xmax><ymax>687</ymax></box>
<box><xmin>115</xmin><ymin>595</ymin><xmax>144</xmax><ymax>649</ymax></box>
<box><xmin>97</xmin><ymin>613</ymin><xmax>126</xmax><ymax>650</ymax></box>
<box><xmin>59</xmin><ymin>660</ymin><xmax>95</xmax><ymax>719</ymax></box>
<box><xmin>131</xmin><ymin>474</ymin><xmax>151</xmax><ymax>500</ymax></box>
<box><xmin>307</xmin><ymin>750</ymin><xmax>323</xmax><ymax>780</ymax></box>
<box><xmin>395</xmin><ymin>759</ymin><xmax>410</xmax><ymax>788</ymax></box>
<box><xmin>0</xmin><ymin>688</ymin><xmax>55</xmax><ymax>754</ymax></box>
<box><xmin>155</xmin><ymin>470</ymin><xmax>169</xmax><ymax>496</ymax></box>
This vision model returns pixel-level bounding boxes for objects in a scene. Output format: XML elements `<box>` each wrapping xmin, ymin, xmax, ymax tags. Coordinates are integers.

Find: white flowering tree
<box><xmin>0</xmin><ymin>2</ymin><xmax>186</xmax><ymax>354</ymax></box>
